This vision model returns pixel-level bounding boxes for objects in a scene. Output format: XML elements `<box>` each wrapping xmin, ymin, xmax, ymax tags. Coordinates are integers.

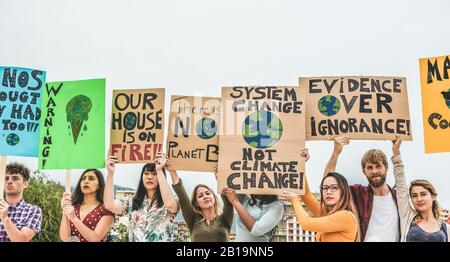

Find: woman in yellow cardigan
<box><xmin>282</xmin><ymin>149</ymin><xmax>360</xmax><ymax>242</ymax></box>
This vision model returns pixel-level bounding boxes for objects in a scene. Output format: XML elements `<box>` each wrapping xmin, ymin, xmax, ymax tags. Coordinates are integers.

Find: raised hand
<box><xmin>392</xmin><ymin>134</ymin><xmax>402</xmax><ymax>157</ymax></box>
<box><xmin>223</xmin><ymin>188</ymin><xmax>238</xmax><ymax>204</ymax></box>
<box><xmin>155</xmin><ymin>152</ymin><xmax>168</xmax><ymax>171</ymax></box>
<box><xmin>106</xmin><ymin>155</ymin><xmax>118</xmax><ymax>175</ymax></box>
<box><xmin>60</xmin><ymin>192</ymin><xmax>72</xmax><ymax>209</ymax></box>
<box><xmin>333</xmin><ymin>135</ymin><xmax>350</xmax><ymax>155</ymax></box>
<box><xmin>63</xmin><ymin>204</ymin><xmax>75</xmax><ymax>221</ymax></box>
<box><xmin>300</xmin><ymin>148</ymin><xmax>310</xmax><ymax>162</ymax></box>
<box><xmin>281</xmin><ymin>191</ymin><xmax>300</xmax><ymax>202</ymax></box>
<box><xmin>0</xmin><ymin>200</ymin><xmax>9</xmax><ymax>220</ymax></box>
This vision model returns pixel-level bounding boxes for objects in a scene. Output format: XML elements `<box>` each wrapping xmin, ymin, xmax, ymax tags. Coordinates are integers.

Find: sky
<box><xmin>1</xmin><ymin>0</ymin><xmax>449</xmax><ymax>208</ymax></box>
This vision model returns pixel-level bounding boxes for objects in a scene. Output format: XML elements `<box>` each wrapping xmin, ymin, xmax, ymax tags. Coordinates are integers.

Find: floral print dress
<box><xmin>121</xmin><ymin>194</ymin><xmax>178</xmax><ymax>242</ymax></box>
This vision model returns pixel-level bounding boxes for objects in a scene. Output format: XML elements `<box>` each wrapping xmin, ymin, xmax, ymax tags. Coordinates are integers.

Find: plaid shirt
<box><xmin>0</xmin><ymin>199</ymin><xmax>42</xmax><ymax>242</ymax></box>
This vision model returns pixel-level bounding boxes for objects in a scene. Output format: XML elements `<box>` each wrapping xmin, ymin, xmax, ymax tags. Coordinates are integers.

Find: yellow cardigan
<box><xmin>290</xmin><ymin>178</ymin><xmax>358</xmax><ymax>242</ymax></box>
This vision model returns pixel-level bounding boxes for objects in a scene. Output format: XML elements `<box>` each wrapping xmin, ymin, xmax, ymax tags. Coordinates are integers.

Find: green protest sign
<box><xmin>38</xmin><ymin>79</ymin><xmax>105</xmax><ymax>169</ymax></box>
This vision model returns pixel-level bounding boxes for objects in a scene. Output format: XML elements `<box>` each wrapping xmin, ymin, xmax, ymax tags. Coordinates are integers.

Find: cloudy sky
<box><xmin>1</xmin><ymin>0</ymin><xmax>449</xmax><ymax>208</ymax></box>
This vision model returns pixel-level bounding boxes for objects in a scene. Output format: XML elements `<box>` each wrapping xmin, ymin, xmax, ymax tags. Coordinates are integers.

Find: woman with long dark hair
<box><xmin>282</xmin><ymin>149</ymin><xmax>360</xmax><ymax>242</ymax></box>
<box><xmin>103</xmin><ymin>152</ymin><xmax>179</xmax><ymax>242</ymax></box>
<box><xmin>59</xmin><ymin>169</ymin><xmax>114</xmax><ymax>242</ymax></box>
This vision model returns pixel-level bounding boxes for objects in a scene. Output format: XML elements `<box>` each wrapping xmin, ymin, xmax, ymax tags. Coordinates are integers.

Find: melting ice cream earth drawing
<box><xmin>66</xmin><ymin>95</ymin><xmax>92</xmax><ymax>144</ymax></box>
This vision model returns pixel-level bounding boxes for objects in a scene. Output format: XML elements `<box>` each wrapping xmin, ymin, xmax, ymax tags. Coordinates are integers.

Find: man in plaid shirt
<box><xmin>0</xmin><ymin>162</ymin><xmax>42</xmax><ymax>242</ymax></box>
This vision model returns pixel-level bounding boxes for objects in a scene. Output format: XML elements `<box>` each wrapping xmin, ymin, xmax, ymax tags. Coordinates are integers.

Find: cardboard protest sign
<box><xmin>166</xmin><ymin>96</ymin><xmax>220</xmax><ymax>172</ymax></box>
<box><xmin>38</xmin><ymin>79</ymin><xmax>105</xmax><ymax>169</ymax></box>
<box><xmin>218</xmin><ymin>86</ymin><xmax>306</xmax><ymax>195</ymax></box>
<box><xmin>300</xmin><ymin>76</ymin><xmax>412</xmax><ymax>140</ymax></box>
<box><xmin>110</xmin><ymin>88</ymin><xmax>164</xmax><ymax>163</ymax></box>
<box><xmin>0</xmin><ymin>66</ymin><xmax>46</xmax><ymax>157</ymax></box>
<box><xmin>419</xmin><ymin>55</ymin><xmax>450</xmax><ymax>153</ymax></box>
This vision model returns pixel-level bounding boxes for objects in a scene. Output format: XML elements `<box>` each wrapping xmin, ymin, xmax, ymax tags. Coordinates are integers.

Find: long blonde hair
<box><xmin>409</xmin><ymin>179</ymin><xmax>441</xmax><ymax>224</ymax></box>
<box><xmin>191</xmin><ymin>184</ymin><xmax>222</xmax><ymax>219</ymax></box>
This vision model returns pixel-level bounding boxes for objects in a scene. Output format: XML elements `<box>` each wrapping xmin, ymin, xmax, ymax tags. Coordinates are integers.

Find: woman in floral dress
<box><xmin>104</xmin><ymin>152</ymin><xmax>179</xmax><ymax>242</ymax></box>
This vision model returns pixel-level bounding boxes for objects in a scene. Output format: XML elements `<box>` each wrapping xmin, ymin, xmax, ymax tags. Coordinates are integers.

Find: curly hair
<box><xmin>6</xmin><ymin>162</ymin><xmax>30</xmax><ymax>181</ymax></box>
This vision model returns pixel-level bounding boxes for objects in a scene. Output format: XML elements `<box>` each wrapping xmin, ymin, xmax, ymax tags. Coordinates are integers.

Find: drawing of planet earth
<box><xmin>6</xmin><ymin>133</ymin><xmax>20</xmax><ymax>146</ymax></box>
<box><xmin>124</xmin><ymin>112</ymin><xmax>137</xmax><ymax>130</ymax></box>
<box><xmin>318</xmin><ymin>95</ymin><xmax>341</xmax><ymax>116</ymax></box>
<box><xmin>196</xmin><ymin>118</ymin><xmax>217</xmax><ymax>139</ymax></box>
<box><xmin>242</xmin><ymin>110</ymin><xmax>283</xmax><ymax>149</ymax></box>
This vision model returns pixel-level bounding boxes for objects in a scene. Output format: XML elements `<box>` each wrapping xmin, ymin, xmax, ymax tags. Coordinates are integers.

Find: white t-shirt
<box><xmin>364</xmin><ymin>191</ymin><xmax>400</xmax><ymax>242</ymax></box>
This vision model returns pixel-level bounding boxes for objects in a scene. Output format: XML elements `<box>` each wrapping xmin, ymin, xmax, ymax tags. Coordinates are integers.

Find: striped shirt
<box><xmin>0</xmin><ymin>199</ymin><xmax>42</xmax><ymax>242</ymax></box>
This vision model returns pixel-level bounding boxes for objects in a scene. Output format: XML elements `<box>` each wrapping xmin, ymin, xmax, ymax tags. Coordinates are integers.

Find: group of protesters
<box><xmin>1</xmin><ymin>135</ymin><xmax>449</xmax><ymax>242</ymax></box>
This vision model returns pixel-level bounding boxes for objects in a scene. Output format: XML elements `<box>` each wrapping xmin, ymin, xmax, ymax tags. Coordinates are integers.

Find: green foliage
<box><xmin>23</xmin><ymin>170</ymin><xmax>64</xmax><ymax>242</ymax></box>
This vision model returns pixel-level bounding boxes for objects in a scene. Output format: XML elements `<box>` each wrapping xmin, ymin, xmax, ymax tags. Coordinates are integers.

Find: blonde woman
<box><xmin>169</xmin><ymin>162</ymin><xmax>233</xmax><ymax>242</ymax></box>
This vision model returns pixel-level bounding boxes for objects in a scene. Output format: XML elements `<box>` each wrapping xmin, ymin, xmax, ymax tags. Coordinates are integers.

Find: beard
<box><xmin>366</xmin><ymin>173</ymin><xmax>387</xmax><ymax>188</ymax></box>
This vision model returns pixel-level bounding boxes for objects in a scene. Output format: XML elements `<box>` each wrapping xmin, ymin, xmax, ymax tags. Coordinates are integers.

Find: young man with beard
<box><xmin>323</xmin><ymin>135</ymin><xmax>400</xmax><ymax>242</ymax></box>
<box><xmin>0</xmin><ymin>163</ymin><xmax>42</xmax><ymax>242</ymax></box>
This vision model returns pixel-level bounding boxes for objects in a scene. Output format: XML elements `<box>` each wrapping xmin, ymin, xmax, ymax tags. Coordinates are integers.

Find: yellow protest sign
<box><xmin>419</xmin><ymin>55</ymin><xmax>450</xmax><ymax>153</ymax></box>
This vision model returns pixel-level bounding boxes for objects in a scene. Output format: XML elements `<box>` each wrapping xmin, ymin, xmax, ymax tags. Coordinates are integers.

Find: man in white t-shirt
<box><xmin>323</xmin><ymin>135</ymin><xmax>400</xmax><ymax>242</ymax></box>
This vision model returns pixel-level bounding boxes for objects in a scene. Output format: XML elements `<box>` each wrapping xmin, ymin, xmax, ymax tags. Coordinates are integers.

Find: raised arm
<box><xmin>290</xmin><ymin>198</ymin><xmax>356</xmax><ymax>234</ymax></box>
<box><xmin>323</xmin><ymin>135</ymin><xmax>349</xmax><ymax>177</ymax></box>
<box><xmin>214</xmin><ymin>165</ymin><xmax>233</xmax><ymax>227</ymax></box>
<box><xmin>225</xmin><ymin>189</ymin><xmax>255</xmax><ymax>231</ymax></box>
<box><xmin>220</xmin><ymin>189</ymin><xmax>234</xmax><ymax>229</ymax></box>
<box><xmin>282</xmin><ymin>149</ymin><xmax>320</xmax><ymax>217</ymax></box>
<box><xmin>171</xmin><ymin>174</ymin><xmax>196</xmax><ymax>228</ymax></box>
<box><xmin>283</xmin><ymin>174</ymin><xmax>320</xmax><ymax>219</ymax></box>
<box><xmin>226</xmin><ymin>189</ymin><xmax>283</xmax><ymax>236</ymax></box>
<box><xmin>249</xmin><ymin>201</ymin><xmax>283</xmax><ymax>236</ymax></box>
<box><xmin>300</xmin><ymin>176</ymin><xmax>321</xmax><ymax>217</ymax></box>
<box><xmin>391</xmin><ymin>135</ymin><xmax>414</xmax><ymax>220</ymax></box>
<box><xmin>155</xmin><ymin>152</ymin><xmax>179</xmax><ymax>215</ymax></box>
<box><xmin>103</xmin><ymin>155</ymin><xmax>124</xmax><ymax>214</ymax></box>
<box><xmin>169</xmin><ymin>169</ymin><xmax>180</xmax><ymax>185</ymax></box>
